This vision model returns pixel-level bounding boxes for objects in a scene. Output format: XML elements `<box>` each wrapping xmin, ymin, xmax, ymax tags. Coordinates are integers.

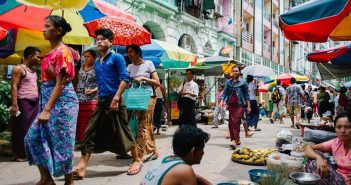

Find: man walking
<box><xmin>73</xmin><ymin>28</ymin><xmax>135</xmax><ymax>178</ymax></box>
<box><xmin>177</xmin><ymin>69</ymin><xmax>199</xmax><ymax>126</ymax></box>
<box><xmin>285</xmin><ymin>78</ymin><xmax>305</xmax><ymax>128</ymax></box>
<box><xmin>270</xmin><ymin>80</ymin><xmax>285</xmax><ymax>124</ymax></box>
<box><xmin>10</xmin><ymin>46</ymin><xmax>41</xmax><ymax>162</ymax></box>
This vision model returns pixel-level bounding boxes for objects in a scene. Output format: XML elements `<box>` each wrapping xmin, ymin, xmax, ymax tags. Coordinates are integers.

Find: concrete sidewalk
<box><xmin>0</xmin><ymin>117</ymin><xmax>304</xmax><ymax>185</ymax></box>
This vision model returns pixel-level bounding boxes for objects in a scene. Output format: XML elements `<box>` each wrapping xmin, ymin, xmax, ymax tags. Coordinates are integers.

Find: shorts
<box><xmin>273</xmin><ymin>102</ymin><xmax>284</xmax><ymax>115</ymax></box>
<box><xmin>288</xmin><ymin>104</ymin><xmax>301</xmax><ymax>116</ymax></box>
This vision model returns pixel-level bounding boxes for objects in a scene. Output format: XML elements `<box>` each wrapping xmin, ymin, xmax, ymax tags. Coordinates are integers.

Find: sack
<box><xmin>123</xmin><ymin>83</ymin><xmax>151</xmax><ymax>110</ymax></box>
<box><xmin>272</xmin><ymin>88</ymin><xmax>282</xmax><ymax>103</ymax></box>
<box><xmin>128</xmin><ymin>111</ymin><xmax>138</xmax><ymax>139</ymax></box>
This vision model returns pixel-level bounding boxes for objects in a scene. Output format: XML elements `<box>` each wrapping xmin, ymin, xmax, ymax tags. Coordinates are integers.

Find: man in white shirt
<box><xmin>177</xmin><ymin>69</ymin><xmax>199</xmax><ymax>126</ymax></box>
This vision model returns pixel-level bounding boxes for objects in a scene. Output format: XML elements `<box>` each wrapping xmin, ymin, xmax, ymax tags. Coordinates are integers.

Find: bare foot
<box><xmin>73</xmin><ymin>164</ymin><xmax>86</xmax><ymax>180</ymax></box>
<box><xmin>36</xmin><ymin>178</ymin><xmax>55</xmax><ymax>185</ymax></box>
<box><xmin>245</xmin><ymin>132</ymin><xmax>254</xmax><ymax>138</ymax></box>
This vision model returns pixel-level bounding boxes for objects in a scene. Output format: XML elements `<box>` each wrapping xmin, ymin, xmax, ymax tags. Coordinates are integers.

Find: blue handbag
<box><xmin>123</xmin><ymin>83</ymin><xmax>151</xmax><ymax>110</ymax></box>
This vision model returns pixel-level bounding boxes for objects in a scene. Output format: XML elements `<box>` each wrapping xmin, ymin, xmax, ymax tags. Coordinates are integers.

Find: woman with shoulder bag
<box><xmin>126</xmin><ymin>45</ymin><xmax>160</xmax><ymax>175</ymax></box>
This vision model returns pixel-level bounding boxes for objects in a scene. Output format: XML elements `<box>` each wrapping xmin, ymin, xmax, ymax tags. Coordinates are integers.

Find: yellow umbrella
<box><xmin>0</xmin><ymin>53</ymin><xmax>23</xmax><ymax>65</ymax></box>
<box><xmin>16</xmin><ymin>0</ymin><xmax>89</xmax><ymax>10</ymax></box>
<box><xmin>52</xmin><ymin>10</ymin><xmax>93</xmax><ymax>45</ymax></box>
<box><xmin>292</xmin><ymin>74</ymin><xmax>309</xmax><ymax>82</ymax></box>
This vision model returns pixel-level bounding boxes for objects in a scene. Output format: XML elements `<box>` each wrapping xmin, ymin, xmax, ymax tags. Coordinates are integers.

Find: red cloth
<box><xmin>76</xmin><ymin>101</ymin><xmax>97</xmax><ymax>142</ymax></box>
<box><xmin>228</xmin><ymin>106</ymin><xmax>244</xmax><ymax>143</ymax></box>
<box><xmin>339</xmin><ymin>93</ymin><xmax>347</xmax><ymax>107</ymax></box>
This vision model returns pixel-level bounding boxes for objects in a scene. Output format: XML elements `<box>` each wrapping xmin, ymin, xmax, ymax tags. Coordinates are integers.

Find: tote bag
<box><xmin>123</xmin><ymin>83</ymin><xmax>151</xmax><ymax>110</ymax></box>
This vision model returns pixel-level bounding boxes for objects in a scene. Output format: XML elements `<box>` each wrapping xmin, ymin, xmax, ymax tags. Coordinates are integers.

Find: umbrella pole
<box><xmin>320</xmin><ymin>64</ymin><xmax>344</xmax><ymax>85</ymax></box>
<box><xmin>204</xmin><ymin>63</ymin><xmax>232</xmax><ymax>97</ymax></box>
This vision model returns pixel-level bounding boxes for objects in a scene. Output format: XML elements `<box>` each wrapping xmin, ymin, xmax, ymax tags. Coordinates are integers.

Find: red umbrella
<box><xmin>0</xmin><ymin>26</ymin><xmax>7</xmax><ymax>40</ymax></box>
<box><xmin>84</xmin><ymin>16</ymin><xmax>151</xmax><ymax>46</ymax></box>
<box><xmin>307</xmin><ymin>45</ymin><xmax>349</xmax><ymax>63</ymax></box>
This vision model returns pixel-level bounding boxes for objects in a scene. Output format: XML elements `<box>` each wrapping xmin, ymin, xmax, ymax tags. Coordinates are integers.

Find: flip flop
<box><xmin>254</xmin><ymin>128</ymin><xmax>261</xmax><ymax>131</ymax></box>
<box><xmin>116</xmin><ymin>154</ymin><xmax>132</xmax><ymax>159</ymax></box>
<box><xmin>127</xmin><ymin>164</ymin><xmax>143</xmax><ymax>175</ymax></box>
<box><xmin>230</xmin><ymin>144</ymin><xmax>237</xmax><ymax>150</ymax></box>
<box><xmin>72</xmin><ymin>168</ymin><xmax>85</xmax><ymax>180</ymax></box>
<box><xmin>144</xmin><ymin>153</ymin><xmax>159</xmax><ymax>162</ymax></box>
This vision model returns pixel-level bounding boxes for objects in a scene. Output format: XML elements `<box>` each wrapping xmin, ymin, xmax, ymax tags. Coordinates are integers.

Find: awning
<box><xmin>316</xmin><ymin>63</ymin><xmax>351</xmax><ymax>80</ymax></box>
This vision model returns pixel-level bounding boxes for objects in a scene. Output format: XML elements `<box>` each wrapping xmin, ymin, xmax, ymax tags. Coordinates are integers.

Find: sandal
<box><xmin>144</xmin><ymin>153</ymin><xmax>159</xmax><ymax>162</ymax></box>
<box><xmin>127</xmin><ymin>162</ymin><xmax>143</xmax><ymax>175</ymax></box>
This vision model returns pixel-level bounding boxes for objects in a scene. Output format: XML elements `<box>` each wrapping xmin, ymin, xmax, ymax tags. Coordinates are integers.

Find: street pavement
<box><xmin>0</xmin><ymin>117</ymin><xmax>304</xmax><ymax>185</ymax></box>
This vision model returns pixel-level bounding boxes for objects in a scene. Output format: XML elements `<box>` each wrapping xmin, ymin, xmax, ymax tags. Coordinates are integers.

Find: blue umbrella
<box><xmin>345</xmin><ymin>81</ymin><xmax>351</xmax><ymax>89</ymax></box>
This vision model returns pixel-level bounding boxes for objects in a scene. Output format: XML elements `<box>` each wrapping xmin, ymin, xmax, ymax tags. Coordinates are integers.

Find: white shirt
<box><xmin>248</xmin><ymin>82</ymin><xmax>257</xmax><ymax>100</ymax></box>
<box><xmin>177</xmin><ymin>80</ymin><xmax>199</xmax><ymax>101</ymax></box>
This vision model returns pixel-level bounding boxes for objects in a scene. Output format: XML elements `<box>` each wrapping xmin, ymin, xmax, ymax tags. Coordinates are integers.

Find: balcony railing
<box><xmin>242</xmin><ymin>31</ymin><xmax>253</xmax><ymax>43</ymax></box>
<box><xmin>273</xmin><ymin>19</ymin><xmax>279</xmax><ymax>28</ymax></box>
<box><xmin>263</xmin><ymin>43</ymin><xmax>271</xmax><ymax>52</ymax></box>
<box><xmin>263</xmin><ymin>10</ymin><xmax>271</xmax><ymax>22</ymax></box>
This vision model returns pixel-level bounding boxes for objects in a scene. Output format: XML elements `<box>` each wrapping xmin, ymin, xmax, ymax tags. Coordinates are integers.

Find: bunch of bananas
<box><xmin>232</xmin><ymin>147</ymin><xmax>278</xmax><ymax>165</ymax></box>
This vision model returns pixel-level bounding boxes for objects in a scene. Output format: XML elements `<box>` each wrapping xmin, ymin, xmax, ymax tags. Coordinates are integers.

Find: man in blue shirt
<box><xmin>73</xmin><ymin>29</ymin><xmax>135</xmax><ymax>179</ymax></box>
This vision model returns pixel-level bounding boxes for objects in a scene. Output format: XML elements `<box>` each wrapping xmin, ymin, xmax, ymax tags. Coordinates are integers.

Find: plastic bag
<box><xmin>276</xmin><ymin>130</ymin><xmax>293</xmax><ymax>142</ymax></box>
<box><xmin>128</xmin><ymin>111</ymin><xmax>138</xmax><ymax>139</ymax></box>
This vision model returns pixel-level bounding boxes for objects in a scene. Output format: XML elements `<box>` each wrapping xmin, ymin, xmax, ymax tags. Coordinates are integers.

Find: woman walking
<box><xmin>126</xmin><ymin>45</ymin><xmax>160</xmax><ymax>175</ymax></box>
<box><xmin>24</xmin><ymin>15</ymin><xmax>79</xmax><ymax>185</ymax></box>
<box><xmin>246</xmin><ymin>75</ymin><xmax>260</xmax><ymax>131</ymax></box>
<box><xmin>75</xmin><ymin>49</ymin><xmax>98</xmax><ymax>143</ymax></box>
<box><xmin>221</xmin><ymin>66</ymin><xmax>253</xmax><ymax>149</ymax></box>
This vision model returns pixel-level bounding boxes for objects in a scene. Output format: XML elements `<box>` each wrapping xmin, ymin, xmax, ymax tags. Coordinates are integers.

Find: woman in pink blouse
<box><xmin>304</xmin><ymin>111</ymin><xmax>351</xmax><ymax>185</ymax></box>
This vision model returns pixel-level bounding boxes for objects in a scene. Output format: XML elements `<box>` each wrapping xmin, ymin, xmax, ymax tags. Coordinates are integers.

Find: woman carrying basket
<box><xmin>126</xmin><ymin>45</ymin><xmax>160</xmax><ymax>175</ymax></box>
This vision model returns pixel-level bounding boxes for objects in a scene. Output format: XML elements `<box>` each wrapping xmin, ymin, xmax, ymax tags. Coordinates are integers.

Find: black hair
<box><xmin>340</xmin><ymin>86</ymin><xmax>347</xmax><ymax>94</ymax></box>
<box><xmin>219</xmin><ymin>84</ymin><xmax>224</xmax><ymax>88</ymax></box>
<box><xmin>126</xmin><ymin>44</ymin><xmax>142</xmax><ymax>58</ymax></box>
<box><xmin>46</xmin><ymin>15</ymin><xmax>72</xmax><ymax>37</ymax></box>
<box><xmin>173</xmin><ymin>126</ymin><xmax>210</xmax><ymax>157</ymax></box>
<box><xmin>276</xmin><ymin>80</ymin><xmax>281</xmax><ymax>86</ymax></box>
<box><xmin>94</xmin><ymin>28</ymin><xmax>114</xmax><ymax>42</ymax></box>
<box><xmin>301</xmin><ymin>84</ymin><xmax>305</xmax><ymax>90</ymax></box>
<box><xmin>186</xmin><ymin>69</ymin><xmax>195</xmax><ymax>75</ymax></box>
<box><xmin>290</xmin><ymin>77</ymin><xmax>296</xmax><ymax>84</ymax></box>
<box><xmin>84</xmin><ymin>49</ymin><xmax>97</xmax><ymax>58</ymax></box>
<box><xmin>320</xmin><ymin>86</ymin><xmax>326</xmax><ymax>91</ymax></box>
<box><xmin>247</xmin><ymin>75</ymin><xmax>254</xmax><ymax>83</ymax></box>
<box><xmin>23</xmin><ymin>46</ymin><xmax>40</xmax><ymax>59</ymax></box>
<box><xmin>334</xmin><ymin>111</ymin><xmax>351</xmax><ymax>126</ymax></box>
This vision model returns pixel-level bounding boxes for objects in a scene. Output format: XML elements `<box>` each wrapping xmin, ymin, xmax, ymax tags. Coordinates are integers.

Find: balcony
<box><xmin>272</xmin><ymin>48</ymin><xmax>279</xmax><ymax>63</ymax></box>
<box><xmin>272</xmin><ymin>19</ymin><xmax>279</xmax><ymax>34</ymax></box>
<box><xmin>243</xmin><ymin>0</ymin><xmax>254</xmax><ymax>16</ymax></box>
<box><xmin>153</xmin><ymin>0</ymin><xmax>177</xmax><ymax>10</ymax></box>
<box><xmin>179</xmin><ymin>1</ymin><xmax>201</xmax><ymax>19</ymax></box>
<box><xmin>263</xmin><ymin>42</ymin><xmax>271</xmax><ymax>59</ymax></box>
<box><xmin>217</xmin><ymin>17</ymin><xmax>234</xmax><ymax>34</ymax></box>
<box><xmin>263</xmin><ymin>10</ymin><xmax>271</xmax><ymax>29</ymax></box>
<box><xmin>242</xmin><ymin>31</ymin><xmax>253</xmax><ymax>52</ymax></box>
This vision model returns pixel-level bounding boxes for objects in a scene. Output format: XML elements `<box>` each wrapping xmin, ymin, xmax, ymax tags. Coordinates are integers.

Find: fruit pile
<box><xmin>232</xmin><ymin>148</ymin><xmax>278</xmax><ymax>165</ymax></box>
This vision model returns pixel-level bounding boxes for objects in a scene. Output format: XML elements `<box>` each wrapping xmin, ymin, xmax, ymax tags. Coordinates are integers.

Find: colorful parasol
<box><xmin>16</xmin><ymin>0</ymin><xmax>89</xmax><ymax>10</ymax></box>
<box><xmin>307</xmin><ymin>44</ymin><xmax>351</xmax><ymax>67</ymax></box>
<box><xmin>279</xmin><ymin>0</ymin><xmax>351</xmax><ymax>42</ymax></box>
<box><xmin>241</xmin><ymin>65</ymin><xmax>277</xmax><ymax>79</ymax></box>
<box><xmin>84</xmin><ymin>16</ymin><xmax>150</xmax><ymax>46</ymax></box>
<box><xmin>265</xmin><ymin>73</ymin><xmax>309</xmax><ymax>86</ymax></box>
<box><xmin>0</xmin><ymin>26</ymin><xmax>6</xmax><ymax>41</ymax></box>
<box><xmin>116</xmin><ymin>39</ymin><xmax>197</xmax><ymax>68</ymax></box>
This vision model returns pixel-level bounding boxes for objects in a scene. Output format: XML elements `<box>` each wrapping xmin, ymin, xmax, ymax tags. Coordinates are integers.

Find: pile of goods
<box><xmin>267</xmin><ymin>143</ymin><xmax>306</xmax><ymax>177</ymax></box>
<box><xmin>231</xmin><ymin>147</ymin><xmax>278</xmax><ymax>165</ymax></box>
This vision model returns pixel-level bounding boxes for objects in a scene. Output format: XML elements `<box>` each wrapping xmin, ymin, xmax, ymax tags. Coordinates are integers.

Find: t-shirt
<box><xmin>248</xmin><ymin>82</ymin><xmax>257</xmax><ymax>100</ymax></box>
<box><xmin>127</xmin><ymin>60</ymin><xmax>156</xmax><ymax>96</ymax></box>
<box><xmin>286</xmin><ymin>84</ymin><xmax>304</xmax><ymax>106</ymax></box>
<box><xmin>323</xmin><ymin>138</ymin><xmax>351</xmax><ymax>185</ymax></box>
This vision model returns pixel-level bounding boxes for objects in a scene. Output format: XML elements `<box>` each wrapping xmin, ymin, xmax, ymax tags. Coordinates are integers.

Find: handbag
<box><xmin>128</xmin><ymin>111</ymin><xmax>138</xmax><ymax>139</ymax></box>
<box><xmin>123</xmin><ymin>83</ymin><xmax>151</xmax><ymax>110</ymax></box>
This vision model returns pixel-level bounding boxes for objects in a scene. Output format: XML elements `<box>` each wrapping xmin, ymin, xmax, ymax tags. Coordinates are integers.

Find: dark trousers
<box><xmin>153</xmin><ymin>98</ymin><xmax>164</xmax><ymax>128</ymax></box>
<box><xmin>179</xmin><ymin>97</ymin><xmax>196</xmax><ymax>126</ymax></box>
